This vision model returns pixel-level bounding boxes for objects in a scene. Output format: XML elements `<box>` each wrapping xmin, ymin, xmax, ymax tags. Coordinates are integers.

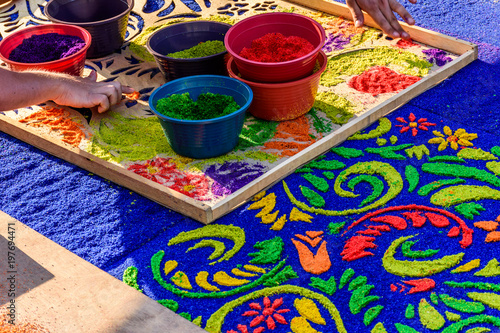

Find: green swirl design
<box><xmin>168</xmin><ymin>224</ymin><xmax>245</xmax><ymax>264</ymax></box>
<box><xmin>284</xmin><ymin>161</ymin><xmax>403</xmax><ymax>216</ymax></box>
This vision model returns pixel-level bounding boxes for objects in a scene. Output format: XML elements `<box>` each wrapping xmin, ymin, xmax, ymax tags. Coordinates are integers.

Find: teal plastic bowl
<box><xmin>149</xmin><ymin>75</ymin><xmax>253</xmax><ymax>159</ymax></box>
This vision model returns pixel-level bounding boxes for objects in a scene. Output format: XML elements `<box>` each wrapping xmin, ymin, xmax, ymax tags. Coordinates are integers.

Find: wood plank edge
<box><xmin>211</xmin><ymin>50</ymin><xmax>476</xmax><ymax>221</ymax></box>
<box><xmin>284</xmin><ymin>0</ymin><xmax>477</xmax><ymax>55</ymax></box>
<box><xmin>0</xmin><ymin>118</ymin><xmax>211</xmax><ymax>224</ymax></box>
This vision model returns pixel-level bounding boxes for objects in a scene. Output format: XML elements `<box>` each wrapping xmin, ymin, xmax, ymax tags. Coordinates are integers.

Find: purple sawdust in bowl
<box><xmin>8</xmin><ymin>33</ymin><xmax>85</xmax><ymax>63</ymax></box>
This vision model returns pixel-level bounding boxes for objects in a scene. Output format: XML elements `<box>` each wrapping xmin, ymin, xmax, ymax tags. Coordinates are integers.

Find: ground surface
<box><xmin>1</xmin><ymin>0</ymin><xmax>500</xmax><ymax>332</ymax></box>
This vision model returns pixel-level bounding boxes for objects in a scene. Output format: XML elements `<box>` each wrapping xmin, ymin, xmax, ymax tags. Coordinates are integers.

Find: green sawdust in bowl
<box><xmin>156</xmin><ymin>92</ymin><xmax>241</xmax><ymax>120</ymax></box>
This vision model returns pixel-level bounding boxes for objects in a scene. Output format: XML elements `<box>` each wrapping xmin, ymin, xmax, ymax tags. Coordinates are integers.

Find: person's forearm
<box><xmin>0</xmin><ymin>67</ymin><xmax>62</xmax><ymax>111</ymax></box>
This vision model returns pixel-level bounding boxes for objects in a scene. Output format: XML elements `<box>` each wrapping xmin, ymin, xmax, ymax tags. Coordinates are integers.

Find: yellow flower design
<box><xmin>428</xmin><ymin>126</ymin><xmax>477</xmax><ymax>151</ymax></box>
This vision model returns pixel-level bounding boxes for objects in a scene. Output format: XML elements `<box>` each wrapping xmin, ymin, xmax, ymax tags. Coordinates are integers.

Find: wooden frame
<box><xmin>0</xmin><ymin>0</ymin><xmax>477</xmax><ymax>224</ymax></box>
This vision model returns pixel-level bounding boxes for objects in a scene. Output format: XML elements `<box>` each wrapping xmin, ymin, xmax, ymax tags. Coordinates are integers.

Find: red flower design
<box><xmin>395</xmin><ymin>113</ymin><xmax>436</xmax><ymax>136</ymax></box>
<box><xmin>128</xmin><ymin>157</ymin><xmax>211</xmax><ymax>200</ymax></box>
<box><xmin>169</xmin><ymin>173</ymin><xmax>210</xmax><ymax>199</ymax></box>
<box><xmin>228</xmin><ymin>297</ymin><xmax>291</xmax><ymax>333</ymax></box>
<box><xmin>127</xmin><ymin>157</ymin><xmax>180</xmax><ymax>184</ymax></box>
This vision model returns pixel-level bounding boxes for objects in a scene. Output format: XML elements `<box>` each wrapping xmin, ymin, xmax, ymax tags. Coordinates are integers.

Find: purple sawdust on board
<box><xmin>422</xmin><ymin>48</ymin><xmax>453</xmax><ymax>66</ymax></box>
<box><xmin>9</xmin><ymin>33</ymin><xmax>86</xmax><ymax>63</ymax></box>
<box><xmin>205</xmin><ymin>161</ymin><xmax>267</xmax><ymax>195</ymax></box>
<box><xmin>322</xmin><ymin>33</ymin><xmax>351</xmax><ymax>52</ymax></box>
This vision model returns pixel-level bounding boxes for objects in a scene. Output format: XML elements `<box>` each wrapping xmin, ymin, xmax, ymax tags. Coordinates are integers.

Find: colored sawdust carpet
<box><xmin>105</xmin><ymin>107</ymin><xmax>500</xmax><ymax>333</ymax></box>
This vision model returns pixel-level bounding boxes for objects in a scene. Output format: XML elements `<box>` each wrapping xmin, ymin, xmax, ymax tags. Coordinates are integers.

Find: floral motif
<box><xmin>169</xmin><ymin>173</ymin><xmax>211</xmax><ymax>199</ymax></box>
<box><xmin>428</xmin><ymin>126</ymin><xmax>477</xmax><ymax>151</ymax></box>
<box><xmin>128</xmin><ymin>157</ymin><xmax>211</xmax><ymax>199</ymax></box>
<box><xmin>322</xmin><ymin>33</ymin><xmax>351</xmax><ymax>52</ymax></box>
<box><xmin>395</xmin><ymin>113</ymin><xmax>436</xmax><ymax>136</ymax></box>
<box><xmin>474</xmin><ymin>215</ymin><xmax>500</xmax><ymax>243</ymax></box>
<box><xmin>127</xmin><ymin>157</ymin><xmax>180</xmax><ymax>184</ymax></box>
<box><xmin>228</xmin><ymin>297</ymin><xmax>290</xmax><ymax>333</ymax></box>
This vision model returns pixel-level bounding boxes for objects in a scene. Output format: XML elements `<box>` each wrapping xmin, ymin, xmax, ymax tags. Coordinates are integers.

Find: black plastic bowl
<box><xmin>147</xmin><ymin>21</ymin><xmax>231</xmax><ymax>81</ymax></box>
<box><xmin>45</xmin><ymin>0</ymin><xmax>133</xmax><ymax>58</ymax></box>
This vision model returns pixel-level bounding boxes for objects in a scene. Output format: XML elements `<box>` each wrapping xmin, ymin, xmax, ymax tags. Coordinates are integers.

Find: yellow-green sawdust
<box><xmin>457</xmin><ymin>148</ymin><xmax>498</xmax><ymax>160</ymax></box>
<box><xmin>418</xmin><ymin>298</ymin><xmax>445</xmax><ymax>330</ymax></box>
<box><xmin>88</xmin><ymin>112</ymin><xmax>173</xmax><ymax>163</ymax></box>
<box><xmin>382</xmin><ymin>235</ymin><xmax>464</xmax><ymax>277</ymax></box>
<box><xmin>475</xmin><ymin>259</ymin><xmax>500</xmax><ymax>277</ymax></box>
<box><xmin>348</xmin><ymin>117</ymin><xmax>392</xmax><ymax>140</ymax></box>
<box><xmin>313</xmin><ymin>91</ymin><xmax>356</xmax><ymax>124</ymax></box>
<box><xmin>321</xmin><ymin>47</ymin><xmax>432</xmax><ymax>87</ymax></box>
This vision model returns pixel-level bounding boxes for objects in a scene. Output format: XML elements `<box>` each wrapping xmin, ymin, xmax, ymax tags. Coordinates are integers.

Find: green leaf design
<box><xmin>248</xmin><ymin>236</ymin><xmax>284</xmax><ymax>264</ymax></box>
<box><xmin>365</xmin><ymin>144</ymin><xmax>414</xmax><ymax>160</ymax></box>
<box><xmin>405</xmin><ymin>144</ymin><xmax>430</xmax><ymax>160</ymax></box>
<box><xmin>454</xmin><ymin>202</ymin><xmax>486</xmax><ymax>220</ymax></box>
<box><xmin>300</xmin><ymin>186</ymin><xmax>326</xmax><ymax>207</ymax></box>
<box><xmin>309</xmin><ymin>276</ymin><xmax>337</xmax><ymax>295</ymax></box>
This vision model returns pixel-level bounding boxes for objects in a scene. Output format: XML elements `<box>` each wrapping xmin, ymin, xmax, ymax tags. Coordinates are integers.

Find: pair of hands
<box><xmin>346</xmin><ymin>0</ymin><xmax>417</xmax><ymax>39</ymax></box>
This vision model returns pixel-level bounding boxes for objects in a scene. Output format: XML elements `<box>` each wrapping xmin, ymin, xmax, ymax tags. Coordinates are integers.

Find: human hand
<box><xmin>52</xmin><ymin>70</ymin><xmax>135</xmax><ymax>113</ymax></box>
<box><xmin>346</xmin><ymin>0</ymin><xmax>417</xmax><ymax>39</ymax></box>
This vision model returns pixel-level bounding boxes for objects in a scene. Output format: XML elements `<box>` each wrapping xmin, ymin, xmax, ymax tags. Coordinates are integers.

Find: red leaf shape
<box><xmin>273</xmin><ymin>313</ymin><xmax>288</xmax><ymax>324</ymax></box>
<box><xmin>249</xmin><ymin>303</ymin><xmax>262</xmax><ymax>310</ymax></box>
<box><xmin>403</xmin><ymin>278</ymin><xmax>436</xmax><ymax>294</ymax></box>
<box><xmin>426</xmin><ymin>213</ymin><xmax>450</xmax><ymax>227</ymax></box>
<box><xmin>369</xmin><ymin>225</ymin><xmax>391</xmax><ymax>231</ymax></box>
<box><xmin>341</xmin><ymin>236</ymin><xmax>377</xmax><ymax>261</ymax></box>
<box><xmin>448</xmin><ymin>226</ymin><xmax>460</xmax><ymax>237</ymax></box>
<box><xmin>250</xmin><ymin>315</ymin><xmax>265</xmax><ymax>327</ymax></box>
<box><xmin>271</xmin><ymin>298</ymin><xmax>283</xmax><ymax>309</ymax></box>
<box><xmin>237</xmin><ymin>325</ymin><xmax>249</xmax><ymax>333</ymax></box>
<box><xmin>263</xmin><ymin>297</ymin><xmax>271</xmax><ymax>308</ymax></box>
<box><xmin>253</xmin><ymin>328</ymin><xmax>265</xmax><ymax>333</ymax></box>
<box><xmin>266</xmin><ymin>315</ymin><xmax>276</xmax><ymax>330</ymax></box>
<box><xmin>371</xmin><ymin>215</ymin><xmax>407</xmax><ymax>230</ymax></box>
<box><xmin>242</xmin><ymin>311</ymin><xmax>260</xmax><ymax>317</ymax></box>
<box><xmin>357</xmin><ymin>229</ymin><xmax>382</xmax><ymax>236</ymax></box>
<box><xmin>402</xmin><ymin>212</ymin><xmax>426</xmax><ymax>227</ymax></box>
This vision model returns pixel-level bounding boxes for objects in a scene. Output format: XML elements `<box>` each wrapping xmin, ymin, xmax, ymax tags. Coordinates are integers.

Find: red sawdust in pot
<box><xmin>348</xmin><ymin>66</ymin><xmax>421</xmax><ymax>97</ymax></box>
<box><xmin>239</xmin><ymin>32</ymin><xmax>314</xmax><ymax>62</ymax></box>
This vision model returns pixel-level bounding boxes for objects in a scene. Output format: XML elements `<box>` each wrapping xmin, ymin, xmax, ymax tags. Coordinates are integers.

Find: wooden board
<box><xmin>0</xmin><ymin>210</ymin><xmax>208</xmax><ymax>333</ymax></box>
<box><xmin>0</xmin><ymin>0</ymin><xmax>478</xmax><ymax>224</ymax></box>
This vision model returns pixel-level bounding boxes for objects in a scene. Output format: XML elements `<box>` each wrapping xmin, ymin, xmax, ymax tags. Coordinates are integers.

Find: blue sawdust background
<box><xmin>1</xmin><ymin>0</ymin><xmax>500</xmax><ymax>332</ymax></box>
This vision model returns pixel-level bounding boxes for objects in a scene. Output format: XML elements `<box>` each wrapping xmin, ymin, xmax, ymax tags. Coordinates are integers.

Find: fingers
<box><xmin>376</xmin><ymin>0</ymin><xmax>407</xmax><ymax>38</ymax></box>
<box><xmin>363</xmin><ymin>3</ymin><xmax>399</xmax><ymax>38</ymax></box>
<box><xmin>91</xmin><ymin>94</ymin><xmax>110</xmax><ymax>113</ymax></box>
<box><xmin>122</xmin><ymin>85</ymin><xmax>135</xmax><ymax>95</ymax></box>
<box><xmin>86</xmin><ymin>70</ymin><xmax>98</xmax><ymax>82</ymax></box>
<box><xmin>348</xmin><ymin>0</ymin><xmax>414</xmax><ymax>39</ymax></box>
<box><xmin>389</xmin><ymin>0</ymin><xmax>415</xmax><ymax>26</ymax></box>
<box><xmin>346</xmin><ymin>0</ymin><xmax>365</xmax><ymax>27</ymax></box>
<box><xmin>107</xmin><ymin>81</ymin><xmax>123</xmax><ymax>106</ymax></box>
